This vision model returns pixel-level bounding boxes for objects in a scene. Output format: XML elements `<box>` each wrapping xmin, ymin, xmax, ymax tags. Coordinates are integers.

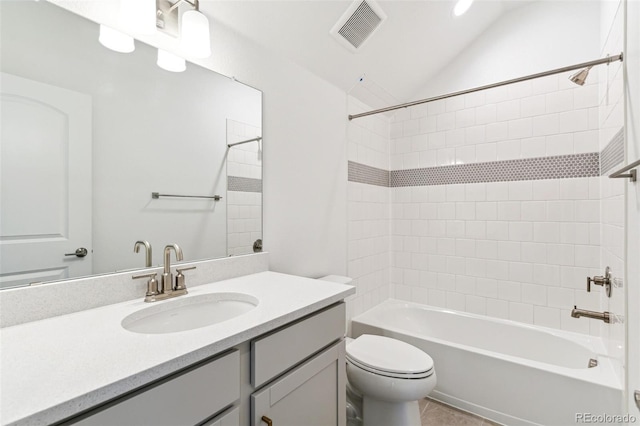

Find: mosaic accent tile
<box><xmin>348</xmin><ymin>161</ymin><xmax>390</xmax><ymax>187</ymax></box>
<box><xmin>228</xmin><ymin>176</ymin><xmax>262</xmax><ymax>193</ymax></box>
<box><xmin>390</xmin><ymin>153</ymin><xmax>600</xmax><ymax>187</ymax></box>
<box><xmin>600</xmin><ymin>128</ymin><xmax>624</xmax><ymax>175</ymax></box>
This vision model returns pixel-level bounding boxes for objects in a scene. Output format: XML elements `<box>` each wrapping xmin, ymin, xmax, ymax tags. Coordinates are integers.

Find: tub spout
<box><xmin>571</xmin><ymin>306</ymin><xmax>611</xmax><ymax>323</ymax></box>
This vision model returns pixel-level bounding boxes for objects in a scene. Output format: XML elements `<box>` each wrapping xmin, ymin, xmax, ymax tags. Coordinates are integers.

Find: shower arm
<box><xmin>348</xmin><ymin>53</ymin><xmax>623</xmax><ymax>121</ymax></box>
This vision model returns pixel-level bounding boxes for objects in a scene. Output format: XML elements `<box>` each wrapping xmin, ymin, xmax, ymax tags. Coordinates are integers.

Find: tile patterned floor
<box><xmin>419</xmin><ymin>398</ymin><xmax>501</xmax><ymax>426</ymax></box>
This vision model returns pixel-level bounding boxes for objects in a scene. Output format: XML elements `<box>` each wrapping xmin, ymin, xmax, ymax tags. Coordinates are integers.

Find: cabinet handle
<box><xmin>261</xmin><ymin>415</ymin><xmax>273</xmax><ymax>426</ymax></box>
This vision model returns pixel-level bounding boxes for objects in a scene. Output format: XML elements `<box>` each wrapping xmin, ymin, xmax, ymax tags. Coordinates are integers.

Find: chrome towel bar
<box><xmin>609</xmin><ymin>157</ymin><xmax>640</xmax><ymax>182</ymax></box>
<box><xmin>151</xmin><ymin>192</ymin><xmax>222</xmax><ymax>200</ymax></box>
<box><xmin>227</xmin><ymin>136</ymin><xmax>262</xmax><ymax>148</ymax></box>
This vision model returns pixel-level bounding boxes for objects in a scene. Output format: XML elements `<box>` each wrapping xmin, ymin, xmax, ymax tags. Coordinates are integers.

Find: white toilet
<box><xmin>346</xmin><ymin>335</ymin><xmax>436</xmax><ymax>426</ymax></box>
<box><xmin>316</xmin><ymin>276</ymin><xmax>436</xmax><ymax>426</ymax></box>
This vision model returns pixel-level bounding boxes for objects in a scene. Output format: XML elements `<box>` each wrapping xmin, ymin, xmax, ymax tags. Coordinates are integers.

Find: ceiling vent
<box><xmin>330</xmin><ymin>0</ymin><xmax>387</xmax><ymax>52</ymax></box>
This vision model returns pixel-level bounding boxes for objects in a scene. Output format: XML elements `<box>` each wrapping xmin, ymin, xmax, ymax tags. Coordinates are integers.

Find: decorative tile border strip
<box><xmin>600</xmin><ymin>128</ymin><xmax>624</xmax><ymax>175</ymax></box>
<box><xmin>228</xmin><ymin>176</ymin><xmax>262</xmax><ymax>193</ymax></box>
<box><xmin>389</xmin><ymin>153</ymin><xmax>600</xmax><ymax>187</ymax></box>
<box><xmin>348</xmin><ymin>161</ymin><xmax>390</xmax><ymax>187</ymax></box>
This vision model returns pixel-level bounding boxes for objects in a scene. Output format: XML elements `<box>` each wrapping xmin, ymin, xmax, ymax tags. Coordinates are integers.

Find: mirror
<box><xmin>0</xmin><ymin>1</ymin><xmax>262</xmax><ymax>289</ymax></box>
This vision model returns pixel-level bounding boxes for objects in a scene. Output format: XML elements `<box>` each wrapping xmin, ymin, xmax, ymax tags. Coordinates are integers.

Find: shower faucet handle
<box><xmin>586</xmin><ymin>266</ymin><xmax>612</xmax><ymax>297</ymax></box>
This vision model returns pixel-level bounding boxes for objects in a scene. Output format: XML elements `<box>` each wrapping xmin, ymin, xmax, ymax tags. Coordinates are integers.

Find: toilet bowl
<box><xmin>346</xmin><ymin>334</ymin><xmax>436</xmax><ymax>426</ymax></box>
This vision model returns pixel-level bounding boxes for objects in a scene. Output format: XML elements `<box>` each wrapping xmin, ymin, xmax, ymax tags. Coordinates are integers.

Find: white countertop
<box><xmin>0</xmin><ymin>271</ymin><xmax>355</xmax><ymax>426</ymax></box>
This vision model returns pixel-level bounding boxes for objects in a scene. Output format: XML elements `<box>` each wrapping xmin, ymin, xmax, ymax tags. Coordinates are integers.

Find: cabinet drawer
<box><xmin>251</xmin><ymin>302</ymin><xmax>345</xmax><ymax>388</ymax></box>
<box><xmin>70</xmin><ymin>350</ymin><xmax>240</xmax><ymax>426</ymax></box>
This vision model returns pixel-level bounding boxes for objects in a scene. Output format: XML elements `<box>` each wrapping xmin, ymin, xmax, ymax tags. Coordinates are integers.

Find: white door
<box><xmin>0</xmin><ymin>72</ymin><xmax>92</xmax><ymax>289</ymax></box>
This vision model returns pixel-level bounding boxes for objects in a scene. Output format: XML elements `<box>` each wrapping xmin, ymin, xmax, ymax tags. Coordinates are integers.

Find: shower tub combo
<box><xmin>350</xmin><ymin>299</ymin><xmax>622</xmax><ymax>426</ymax></box>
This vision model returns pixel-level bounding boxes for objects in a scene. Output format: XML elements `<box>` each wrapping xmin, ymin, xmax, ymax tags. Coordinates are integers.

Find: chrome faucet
<box><xmin>133</xmin><ymin>240</ymin><xmax>153</xmax><ymax>267</ymax></box>
<box><xmin>571</xmin><ymin>306</ymin><xmax>611</xmax><ymax>323</ymax></box>
<box><xmin>162</xmin><ymin>244</ymin><xmax>183</xmax><ymax>295</ymax></box>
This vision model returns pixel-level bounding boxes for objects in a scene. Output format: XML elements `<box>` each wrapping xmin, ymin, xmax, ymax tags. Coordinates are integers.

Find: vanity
<box><xmin>0</xmin><ymin>268</ymin><xmax>355</xmax><ymax>426</ymax></box>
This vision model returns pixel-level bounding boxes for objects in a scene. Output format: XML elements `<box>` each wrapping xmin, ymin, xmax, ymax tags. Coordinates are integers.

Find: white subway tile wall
<box><xmin>227</xmin><ymin>191</ymin><xmax>262</xmax><ymax>256</ymax></box>
<box><xmin>347</xmin><ymin>10</ymin><xmax>625</xmax><ymax>367</ymax></box>
<box><xmin>347</xmin><ymin>97</ymin><xmax>391</xmax><ymax>325</ymax></box>
<box><xmin>227</xmin><ymin>120</ymin><xmax>262</xmax><ymax>256</ymax></box>
<box><xmin>390</xmin><ymin>72</ymin><xmax>599</xmax><ymax>169</ymax></box>
<box><xmin>386</xmin><ymin>69</ymin><xmax>609</xmax><ymax>335</ymax></box>
<box><xmin>389</xmin><ymin>178</ymin><xmax>601</xmax><ymax>333</ymax></box>
<box><xmin>598</xmin><ymin>0</ymin><xmax>625</xmax><ymax>383</ymax></box>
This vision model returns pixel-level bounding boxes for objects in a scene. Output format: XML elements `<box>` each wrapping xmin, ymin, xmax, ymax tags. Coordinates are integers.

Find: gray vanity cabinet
<box><xmin>61</xmin><ymin>302</ymin><xmax>346</xmax><ymax>426</ymax></box>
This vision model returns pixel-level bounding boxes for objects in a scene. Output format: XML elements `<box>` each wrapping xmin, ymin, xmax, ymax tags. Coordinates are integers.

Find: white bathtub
<box><xmin>350</xmin><ymin>299</ymin><xmax>623</xmax><ymax>426</ymax></box>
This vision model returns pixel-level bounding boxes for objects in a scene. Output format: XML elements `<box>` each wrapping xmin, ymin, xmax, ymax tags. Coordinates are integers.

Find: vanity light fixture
<box><xmin>121</xmin><ymin>0</ymin><xmax>157</xmax><ymax>35</ymax></box>
<box><xmin>157</xmin><ymin>0</ymin><xmax>211</xmax><ymax>59</ymax></box>
<box><xmin>99</xmin><ymin>25</ymin><xmax>135</xmax><ymax>53</ymax></box>
<box><xmin>452</xmin><ymin>0</ymin><xmax>474</xmax><ymax>16</ymax></box>
<box><xmin>157</xmin><ymin>49</ymin><xmax>187</xmax><ymax>72</ymax></box>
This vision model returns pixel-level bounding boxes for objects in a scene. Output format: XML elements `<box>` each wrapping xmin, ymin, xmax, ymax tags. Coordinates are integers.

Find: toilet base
<box><xmin>362</xmin><ymin>396</ymin><xmax>421</xmax><ymax>426</ymax></box>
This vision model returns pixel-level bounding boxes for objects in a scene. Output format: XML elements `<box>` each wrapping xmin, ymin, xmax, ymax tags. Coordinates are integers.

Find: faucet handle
<box><xmin>586</xmin><ymin>266</ymin><xmax>612</xmax><ymax>297</ymax></box>
<box><xmin>132</xmin><ymin>272</ymin><xmax>157</xmax><ymax>280</ymax></box>
<box><xmin>132</xmin><ymin>273</ymin><xmax>159</xmax><ymax>300</ymax></box>
<box><xmin>175</xmin><ymin>266</ymin><xmax>196</xmax><ymax>291</ymax></box>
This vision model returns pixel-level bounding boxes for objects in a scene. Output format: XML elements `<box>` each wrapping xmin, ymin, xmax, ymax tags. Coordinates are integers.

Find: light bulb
<box><xmin>180</xmin><ymin>10</ymin><xmax>211</xmax><ymax>58</ymax></box>
<box><xmin>99</xmin><ymin>25</ymin><xmax>135</xmax><ymax>53</ymax></box>
<box><xmin>157</xmin><ymin>49</ymin><xmax>186</xmax><ymax>72</ymax></box>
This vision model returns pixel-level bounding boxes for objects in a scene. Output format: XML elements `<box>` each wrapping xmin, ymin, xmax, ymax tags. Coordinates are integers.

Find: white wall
<box><xmin>41</xmin><ymin>1</ymin><xmax>349</xmax><ymax>278</ymax></box>
<box><xmin>416</xmin><ymin>1</ymin><xmax>601</xmax><ymax>99</ymax></box>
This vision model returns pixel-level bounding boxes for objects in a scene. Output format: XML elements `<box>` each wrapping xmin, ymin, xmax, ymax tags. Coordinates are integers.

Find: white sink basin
<box><xmin>122</xmin><ymin>292</ymin><xmax>259</xmax><ymax>334</ymax></box>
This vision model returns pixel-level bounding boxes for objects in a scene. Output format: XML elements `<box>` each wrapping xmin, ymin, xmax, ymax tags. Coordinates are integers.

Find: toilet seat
<box><xmin>346</xmin><ymin>335</ymin><xmax>434</xmax><ymax>379</ymax></box>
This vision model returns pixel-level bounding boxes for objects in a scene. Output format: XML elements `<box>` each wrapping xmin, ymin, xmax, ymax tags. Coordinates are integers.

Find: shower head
<box><xmin>569</xmin><ymin>66</ymin><xmax>592</xmax><ymax>86</ymax></box>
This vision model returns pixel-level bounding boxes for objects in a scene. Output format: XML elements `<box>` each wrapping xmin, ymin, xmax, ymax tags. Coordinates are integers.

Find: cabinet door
<box><xmin>251</xmin><ymin>340</ymin><xmax>346</xmax><ymax>426</ymax></box>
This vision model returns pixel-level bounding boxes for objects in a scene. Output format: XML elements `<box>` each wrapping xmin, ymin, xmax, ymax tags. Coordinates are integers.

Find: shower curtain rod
<box><xmin>348</xmin><ymin>53</ymin><xmax>624</xmax><ymax>121</ymax></box>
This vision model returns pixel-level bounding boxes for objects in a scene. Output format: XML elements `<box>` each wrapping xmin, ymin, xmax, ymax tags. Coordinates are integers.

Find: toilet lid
<box><xmin>346</xmin><ymin>335</ymin><xmax>434</xmax><ymax>377</ymax></box>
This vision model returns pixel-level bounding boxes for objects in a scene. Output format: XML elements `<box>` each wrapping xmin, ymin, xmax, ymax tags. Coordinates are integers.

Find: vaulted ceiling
<box><xmin>204</xmin><ymin>1</ymin><xmax>532</xmax><ymax>104</ymax></box>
